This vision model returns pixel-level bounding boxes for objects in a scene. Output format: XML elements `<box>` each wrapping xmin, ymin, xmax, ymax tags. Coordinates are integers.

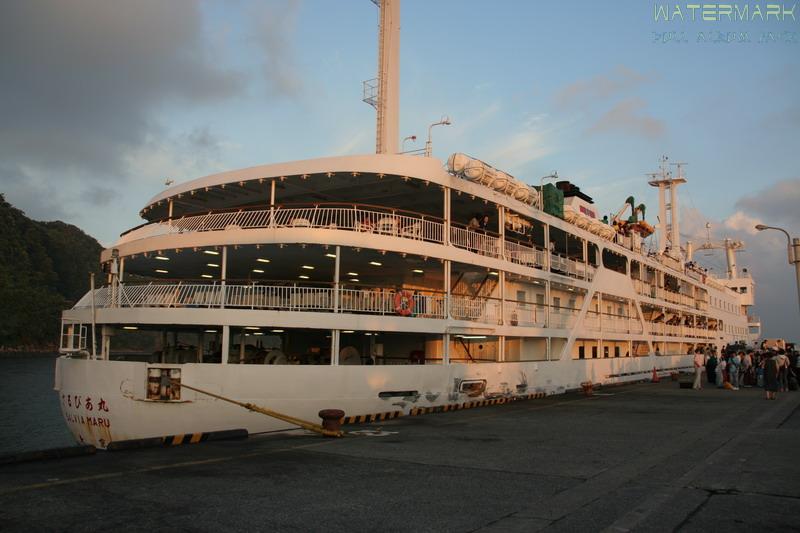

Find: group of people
<box><xmin>692</xmin><ymin>344</ymin><xmax>798</xmax><ymax>400</ymax></box>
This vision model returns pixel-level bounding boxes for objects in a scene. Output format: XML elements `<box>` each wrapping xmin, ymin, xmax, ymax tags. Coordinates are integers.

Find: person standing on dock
<box><xmin>693</xmin><ymin>348</ymin><xmax>705</xmax><ymax>390</ymax></box>
<box><xmin>706</xmin><ymin>351</ymin><xmax>718</xmax><ymax>385</ymax></box>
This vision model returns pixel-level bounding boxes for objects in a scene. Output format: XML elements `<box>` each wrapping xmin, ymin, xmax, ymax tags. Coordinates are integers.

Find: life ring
<box><xmin>394</xmin><ymin>290</ymin><xmax>414</xmax><ymax>316</ymax></box>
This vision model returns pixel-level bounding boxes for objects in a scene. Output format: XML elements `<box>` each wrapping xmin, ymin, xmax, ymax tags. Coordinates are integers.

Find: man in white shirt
<box><xmin>693</xmin><ymin>348</ymin><xmax>706</xmax><ymax>390</ymax></box>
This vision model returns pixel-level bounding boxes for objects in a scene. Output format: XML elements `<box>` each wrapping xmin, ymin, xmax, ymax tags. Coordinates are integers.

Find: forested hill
<box><xmin>0</xmin><ymin>194</ymin><xmax>103</xmax><ymax>350</ymax></box>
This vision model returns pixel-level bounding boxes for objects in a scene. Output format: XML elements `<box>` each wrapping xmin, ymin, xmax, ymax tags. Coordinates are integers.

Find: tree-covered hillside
<box><xmin>0</xmin><ymin>194</ymin><xmax>103</xmax><ymax>349</ymax></box>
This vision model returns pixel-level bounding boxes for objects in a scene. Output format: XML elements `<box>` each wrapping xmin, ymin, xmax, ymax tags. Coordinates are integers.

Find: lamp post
<box><xmin>755</xmin><ymin>224</ymin><xmax>800</xmax><ymax>315</ymax></box>
<box><xmin>424</xmin><ymin>116</ymin><xmax>451</xmax><ymax>157</ymax></box>
<box><xmin>402</xmin><ymin>135</ymin><xmax>417</xmax><ymax>152</ymax></box>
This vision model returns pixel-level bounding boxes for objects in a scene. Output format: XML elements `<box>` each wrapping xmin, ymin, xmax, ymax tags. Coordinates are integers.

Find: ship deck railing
<box><xmin>71</xmin><ymin>282</ymin><xmax>587</xmax><ymax>329</ymax></box>
<box><xmin>118</xmin><ymin>203</ymin><xmax>595</xmax><ymax>282</ymax></box>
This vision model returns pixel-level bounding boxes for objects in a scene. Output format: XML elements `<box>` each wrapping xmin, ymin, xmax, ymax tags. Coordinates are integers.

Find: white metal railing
<box><xmin>504</xmin><ymin>241</ymin><xmax>546</xmax><ymax>269</ymax></box>
<box><xmin>549</xmin><ymin>253</ymin><xmax>587</xmax><ymax>279</ymax></box>
<box><xmin>121</xmin><ymin>206</ymin><xmax>445</xmax><ymax>246</ymax></box>
<box><xmin>450</xmin><ymin>226</ymin><xmax>501</xmax><ymax>257</ymax></box>
<box><xmin>449</xmin><ymin>295</ymin><xmax>502</xmax><ymax>324</ymax></box>
<box><xmin>549</xmin><ymin>307</ymin><xmax>579</xmax><ymax>329</ymax></box>
<box><xmin>584</xmin><ymin>311</ymin><xmax>600</xmax><ymax>331</ymax></box>
<box><xmin>74</xmin><ymin>283</ymin><xmax>453</xmax><ymax>318</ymax></box>
<box><xmin>505</xmin><ymin>301</ymin><xmax>545</xmax><ymax>327</ymax></box>
<box><xmin>603</xmin><ymin>316</ymin><xmax>630</xmax><ymax>334</ymax></box>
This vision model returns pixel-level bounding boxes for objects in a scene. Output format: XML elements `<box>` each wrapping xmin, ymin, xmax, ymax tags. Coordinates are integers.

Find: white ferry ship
<box><xmin>55</xmin><ymin>0</ymin><xmax>759</xmax><ymax>448</ymax></box>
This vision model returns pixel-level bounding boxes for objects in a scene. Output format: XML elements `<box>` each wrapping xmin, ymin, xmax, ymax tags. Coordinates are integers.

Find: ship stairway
<box><xmin>451</xmin><ymin>272</ymin><xmax>498</xmax><ymax>300</ymax></box>
<box><xmin>59</xmin><ymin>319</ymin><xmax>88</xmax><ymax>354</ymax></box>
<box><xmin>457</xmin><ymin>337</ymin><xmax>477</xmax><ymax>363</ymax></box>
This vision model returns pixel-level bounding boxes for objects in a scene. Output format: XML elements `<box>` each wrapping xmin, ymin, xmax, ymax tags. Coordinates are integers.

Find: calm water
<box><xmin>0</xmin><ymin>353</ymin><xmax>74</xmax><ymax>455</ymax></box>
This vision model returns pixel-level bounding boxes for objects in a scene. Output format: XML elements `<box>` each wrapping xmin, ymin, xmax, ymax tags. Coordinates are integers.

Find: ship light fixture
<box><xmin>204</xmin><ymin>250</ymin><xmax>219</xmax><ymax>256</ymax></box>
<box><xmin>257</xmin><ymin>258</ymin><xmax>270</xmax><ymax>263</ymax></box>
<box><xmin>302</xmin><ymin>265</ymin><xmax>315</xmax><ymax>270</ymax></box>
<box><xmin>155</xmin><ymin>256</ymin><xmax>169</xmax><ymax>261</ymax></box>
<box><xmin>155</xmin><ymin>269</ymin><xmax>168</xmax><ymax>274</ymax></box>
<box><xmin>343</xmin><ymin>330</ymin><xmax>354</xmax><ymax>334</ymax></box>
<box><xmin>347</xmin><ymin>272</ymin><xmax>359</xmax><ymax>276</ymax></box>
<box><xmin>123</xmin><ymin>326</ymin><xmax>138</xmax><ymax>330</ymax></box>
<box><xmin>370</xmin><ymin>261</ymin><xmax>382</xmax><ymax>266</ymax></box>
<box><xmin>413</xmin><ymin>269</ymin><xmax>424</xmax><ymax>274</ymax></box>
<box><xmin>204</xmin><ymin>329</ymin><xmax>217</xmax><ymax>333</ymax></box>
<box><xmin>244</xmin><ymin>327</ymin><xmax>260</xmax><ymax>330</ymax></box>
<box><xmin>489</xmin><ymin>271</ymin><xmax>499</xmax><ymax>276</ymax></box>
<box><xmin>207</xmin><ymin>263</ymin><xmax>219</xmax><ymax>268</ymax></box>
<box><xmin>458</xmin><ymin>335</ymin><xmax>486</xmax><ymax>339</ymax></box>
<box><xmin>299</xmin><ymin>275</ymin><xmax>310</xmax><ymax>279</ymax></box>
<box><xmin>271</xmin><ymin>329</ymin><xmax>284</xmax><ymax>333</ymax></box>
<box><xmin>253</xmin><ymin>332</ymin><xmax>264</xmax><ymax>336</ymax></box>
<box><xmin>325</xmin><ymin>253</ymin><xmax>337</xmax><ymax>258</ymax></box>
<box><xmin>350</xmin><ymin>278</ymin><xmax>360</xmax><ymax>282</ymax></box>
<box><xmin>201</xmin><ymin>274</ymin><xmax>213</xmax><ymax>279</ymax></box>
<box><xmin>252</xmin><ymin>269</ymin><xmax>265</xmax><ymax>274</ymax></box>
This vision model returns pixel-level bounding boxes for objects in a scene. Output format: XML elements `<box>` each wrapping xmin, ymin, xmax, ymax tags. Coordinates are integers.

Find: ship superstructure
<box><xmin>54</xmin><ymin>0</ymin><xmax>755</xmax><ymax>448</ymax></box>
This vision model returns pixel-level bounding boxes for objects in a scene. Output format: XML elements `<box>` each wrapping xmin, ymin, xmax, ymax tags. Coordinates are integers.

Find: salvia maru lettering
<box><xmin>55</xmin><ymin>0</ymin><xmax>759</xmax><ymax>448</ymax></box>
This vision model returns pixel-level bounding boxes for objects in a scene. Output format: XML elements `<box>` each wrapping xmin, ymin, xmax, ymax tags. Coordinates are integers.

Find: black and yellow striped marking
<box><xmin>341</xmin><ymin>392</ymin><xmax>549</xmax><ymax>426</ymax></box>
<box><xmin>162</xmin><ymin>432</ymin><xmax>209</xmax><ymax>446</ymax></box>
<box><xmin>341</xmin><ymin>411</ymin><xmax>402</xmax><ymax>425</ymax></box>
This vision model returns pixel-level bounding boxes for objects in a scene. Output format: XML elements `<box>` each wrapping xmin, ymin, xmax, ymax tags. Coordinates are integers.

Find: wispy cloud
<box><xmin>735</xmin><ymin>178</ymin><xmax>800</xmax><ymax>231</ymax></box>
<box><xmin>554</xmin><ymin>65</ymin><xmax>653</xmax><ymax>108</ymax></box>
<box><xmin>485</xmin><ymin>114</ymin><xmax>556</xmax><ymax>175</ymax></box>
<box><xmin>249</xmin><ymin>0</ymin><xmax>303</xmax><ymax>98</ymax></box>
<box><xmin>586</xmin><ymin>98</ymin><xmax>665</xmax><ymax>139</ymax></box>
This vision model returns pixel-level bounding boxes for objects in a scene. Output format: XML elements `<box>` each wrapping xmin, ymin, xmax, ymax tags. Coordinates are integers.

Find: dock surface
<box><xmin>1</xmin><ymin>380</ymin><xmax>799</xmax><ymax>532</ymax></box>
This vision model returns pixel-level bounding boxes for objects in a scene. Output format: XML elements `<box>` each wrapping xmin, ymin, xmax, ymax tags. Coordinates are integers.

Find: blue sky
<box><xmin>1</xmin><ymin>0</ymin><xmax>798</xmax><ymax>337</ymax></box>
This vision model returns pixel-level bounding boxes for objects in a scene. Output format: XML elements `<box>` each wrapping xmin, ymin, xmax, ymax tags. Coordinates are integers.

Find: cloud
<box><xmin>586</xmin><ymin>98</ymin><xmax>665</xmax><ymax>139</ymax></box>
<box><xmin>735</xmin><ymin>178</ymin><xmax>800</xmax><ymax>230</ymax></box>
<box><xmin>0</xmin><ymin>1</ymin><xmax>250</xmax><ymax>236</ymax></box>
<box><xmin>554</xmin><ymin>65</ymin><xmax>652</xmax><ymax>108</ymax></box>
<box><xmin>485</xmin><ymin>114</ymin><xmax>555</xmax><ymax>175</ymax></box>
<box><xmin>250</xmin><ymin>0</ymin><xmax>303</xmax><ymax>97</ymax></box>
<box><xmin>723</xmin><ymin>211</ymin><xmax>763</xmax><ymax>235</ymax></box>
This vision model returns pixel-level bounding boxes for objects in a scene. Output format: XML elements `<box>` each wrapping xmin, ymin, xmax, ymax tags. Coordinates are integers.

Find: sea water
<box><xmin>0</xmin><ymin>353</ymin><xmax>74</xmax><ymax>455</ymax></box>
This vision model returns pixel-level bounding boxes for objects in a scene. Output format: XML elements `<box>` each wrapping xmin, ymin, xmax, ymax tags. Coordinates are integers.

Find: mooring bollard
<box><xmin>580</xmin><ymin>381</ymin><xmax>594</xmax><ymax>396</ymax></box>
<box><xmin>318</xmin><ymin>409</ymin><xmax>345</xmax><ymax>436</ymax></box>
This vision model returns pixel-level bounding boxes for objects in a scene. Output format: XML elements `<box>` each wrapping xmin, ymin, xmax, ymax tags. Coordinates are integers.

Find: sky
<box><xmin>1</xmin><ymin>0</ymin><xmax>798</xmax><ymax>338</ymax></box>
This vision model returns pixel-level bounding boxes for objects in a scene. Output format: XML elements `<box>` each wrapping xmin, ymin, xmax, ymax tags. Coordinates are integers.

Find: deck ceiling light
<box><xmin>207</xmin><ymin>263</ymin><xmax>219</xmax><ymax>268</ymax></box>
<box><xmin>123</xmin><ymin>326</ymin><xmax>138</xmax><ymax>330</ymax></box>
<box><xmin>325</xmin><ymin>253</ymin><xmax>337</xmax><ymax>258</ymax></box>
<box><xmin>244</xmin><ymin>326</ymin><xmax>260</xmax><ymax>330</ymax></box>
<box><xmin>350</xmin><ymin>278</ymin><xmax>360</xmax><ymax>282</ymax></box>
<box><xmin>155</xmin><ymin>269</ymin><xmax>169</xmax><ymax>274</ymax></box>
<box><xmin>201</xmin><ymin>274</ymin><xmax>214</xmax><ymax>279</ymax></box>
<box><xmin>343</xmin><ymin>330</ymin><xmax>354</xmax><ymax>333</ymax></box>
<box><xmin>253</xmin><ymin>332</ymin><xmax>264</xmax><ymax>336</ymax></box>
<box><xmin>252</xmin><ymin>269</ymin><xmax>265</xmax><ymax>274</ymax></box>
<box><xmin>155</xmin><ymin>256</ymin><xmax>169</xmax><ymax>261</ymax></box>
<box><xmin>204</xmin><ymin>250</ymin><xmax>219</xmax><ymax>256</ymax></box>
<box><xmin>271</xmin><ymin>329</ymin><xmax>284</xmax><ymax>333</ymax></box>
<box><xmin>413</xmin><ymin>269</ymin><xmax>424</xmax><ymax>274</ymax></box>
<box><xmin>369</xmin><ymin>261</ymin><xmax>382</xmax><ymax>266</ymax></box>
<box><xmin>302</xmin><ymin>265</ymin><xmax>315</xmax><ymax>270</ymax></box>
<box><xmin>299</xmin><ymin>275</ymin><xmax>310</xmax><ymax>279</ymax></box>
<box><xmin>489</xmin><ymin>271</ymin><xmax>499</xmax><ymax>276</ymax></box>
<box><xmin>347</xmin><ymin>272</ymin><xmax>359</xmax><ymax>276</ymax></box>
<box><xmin>257</xmin><ymin>258</ymin><xmax>271</xmax><ymax>263</ymax></box>
<box><xmin>204</xmin><ymin>329</ymin><xmax>218</xmax><ymax>333</ymax></box>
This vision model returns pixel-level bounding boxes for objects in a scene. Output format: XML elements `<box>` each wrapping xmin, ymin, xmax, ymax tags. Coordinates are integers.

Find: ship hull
<box><xmin>55</xmin><ymin>354</ymin><xmax>691</xmax><ymax>448</ymax></box>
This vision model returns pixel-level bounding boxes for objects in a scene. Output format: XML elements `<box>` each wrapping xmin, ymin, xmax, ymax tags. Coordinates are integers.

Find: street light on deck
<box><xmin>424</xmin><ymin>117</ymin><xmax>451</xmax><ymax>157</ymax></box>
<box><xmin>754</xmin><ymin>224</ymin><xmax>800</xmax><ymax>315</ymax></box>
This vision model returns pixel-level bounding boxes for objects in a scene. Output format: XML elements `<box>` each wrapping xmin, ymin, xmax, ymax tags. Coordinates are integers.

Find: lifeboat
<box><xmin>447</xmin><ymin>153</ymin><xmax>539</xmax><ymax>206</ymax></box>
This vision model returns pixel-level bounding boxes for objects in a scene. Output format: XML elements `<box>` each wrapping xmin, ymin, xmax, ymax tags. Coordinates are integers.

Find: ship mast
<box><xmin>647</xmin><ymin>156</ymin><xmax>686</xmax><ymax>261</ymax></box>
<box><xmin>363</xmin><ymin>0</ymin><xmax>400</xmax><ymax>154</ymax></box>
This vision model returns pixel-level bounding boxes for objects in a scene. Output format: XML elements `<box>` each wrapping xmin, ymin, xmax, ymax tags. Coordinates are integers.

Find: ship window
<box><xmin>615</xmin><ymin>346</ymin><xmax>620</xmax><ymax>358</ymax></box>
<box><xmin>602</xmin><ymin>249</ymin><xmax>627</xmax><ymax>274</ymax></box>
<box><xmin>588</xmin><ymin>243</ymin><xmax>599</xmax><ymax>266</ymax></box>
<box><xmin>536</xmin><ymin>294</ymin><xmax>545</xmax><ymax>306</ymax></box>
<box><xmin>553</xmin><ymin>296</ymin><xmax>561</xmax><ymax>308</ymax></box>
<box><xmin>517</xmin><ymin>290</ymin><xmax>526</xmax><ymax>302</ymax></box>
<box><xmin>592</xmin><ymin>345</ymin><xmax>598</xmax><ymax>358</ymax></box>
<box><xmin>578</xmin><ymin>346</ymin><xmax>585</xmax><ymax>359</ymax></box>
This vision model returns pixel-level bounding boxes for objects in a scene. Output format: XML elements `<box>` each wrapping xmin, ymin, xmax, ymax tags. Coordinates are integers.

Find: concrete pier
<box><xmin>1</xmin><ymin>380</ymin><xmax>798</xmax><ymax>531</ymax></box>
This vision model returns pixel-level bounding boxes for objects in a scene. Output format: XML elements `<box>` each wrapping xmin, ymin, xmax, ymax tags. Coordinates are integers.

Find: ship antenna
<box><xmin>362</xmin><ymin>0</ymin><xmax>400</xmax><ymax>154</ymax></box>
